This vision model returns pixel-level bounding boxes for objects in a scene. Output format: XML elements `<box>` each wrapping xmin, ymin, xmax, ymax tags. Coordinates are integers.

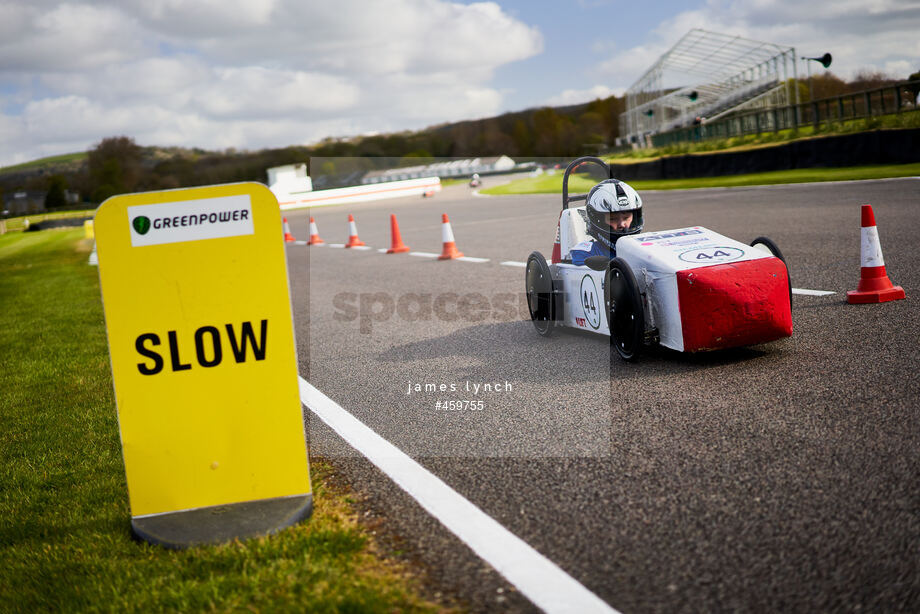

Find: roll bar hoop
<box><xmin>561</xmin><ymin>156</ymin><xmax>614</xmax><ymax>211</ymax></box>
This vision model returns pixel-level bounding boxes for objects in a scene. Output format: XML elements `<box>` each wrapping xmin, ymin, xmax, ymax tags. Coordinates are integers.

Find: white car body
<box><xmin>552</xmin><ymin>206</ymin><xmax>791</xmax><ymax>352</ymax></box>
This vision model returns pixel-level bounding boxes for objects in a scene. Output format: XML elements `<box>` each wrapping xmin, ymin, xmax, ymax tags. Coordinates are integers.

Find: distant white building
<box><xmin>361</xmin><ymin>156</ymin><xmax>516</xmax><ymax>184</ymax></box>
<box><xmin>267</xmin><ymin>163</ymin><xmax>312</xmax><ymax>199</ymax></box>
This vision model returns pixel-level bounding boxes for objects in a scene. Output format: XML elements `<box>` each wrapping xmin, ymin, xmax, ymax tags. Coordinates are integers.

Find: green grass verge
<box><xmin>0</xmin><ymin>152</ymin><xmax>87</xmax><ymax>174</ymax></box>
<box><xmin>0</xmin><ymin>229</ymin><xmax>446</xmax><ymax>613</ymax></box>
<box><xmin>439</xmin><ymin>178</ymin><xmax>469</xmax><ymax>187</ymax></box>
<box><xmin>608</xmin><ymin>111</ymin><xmax>920</xmax><ymax>161</ymax></box>
<box><xmin>482</xmin><ymin>162</ymin><xmax>920</xmax><ymax>195</ymax></box>
<box><xmin>483</xmin><ymin>173</ymin><xmax>598</xmax><ymax>195</ymax></box>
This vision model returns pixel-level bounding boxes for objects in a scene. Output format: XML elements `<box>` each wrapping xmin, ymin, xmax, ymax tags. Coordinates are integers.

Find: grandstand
<box><xmin>619</xmin><ymin>29</ymin><xmax>798</xmax><ymax>147</ymax></box>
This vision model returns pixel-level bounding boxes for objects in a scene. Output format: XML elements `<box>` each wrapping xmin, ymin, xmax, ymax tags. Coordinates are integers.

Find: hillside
<box><xmin>1</xmin><ymin>69</ymin><xmax>913</xmax><ymax>208</ymax></box>
<box><xmin>0</xmin><ymin>94</ymin><xmax>623</xmax><ymax>207</ymax></box>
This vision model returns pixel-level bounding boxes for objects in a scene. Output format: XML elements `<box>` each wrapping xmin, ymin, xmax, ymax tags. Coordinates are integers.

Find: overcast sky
<box><xmin>1</xmin><ymin>0</ymin><xmax>918</xmax><ymax>167</ymax></box>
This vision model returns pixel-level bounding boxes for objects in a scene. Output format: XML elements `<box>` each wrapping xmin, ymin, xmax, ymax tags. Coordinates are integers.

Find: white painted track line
<box><xmin>299</xmin><ymin>378</ymin><xmax>619</xmax><ymax>614</ymax></box>
<box><xmin>792</xmin><ymin>288</ymin><xmax>835</xmax><ymax>296</ymax></box>
<box><xmin>311</xmin><ymin>239</ymin><xmax>839</xmax><ymax>293</ymax></box>
<box><xmin>501</xmin><ymin>261</ymin><xmax>834</xmax><ymax>293</ymax></box>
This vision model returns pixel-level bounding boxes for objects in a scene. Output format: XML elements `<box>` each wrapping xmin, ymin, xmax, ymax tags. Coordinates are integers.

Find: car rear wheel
<box><xmin>606</xmin><ymin>258</ymin><xmax>644</xmax><ymax>361</ymax></box>
<box><xmin>525</xmin><ymin>251</ymin><xmax>557</xmax><ymax>337</ymax></box>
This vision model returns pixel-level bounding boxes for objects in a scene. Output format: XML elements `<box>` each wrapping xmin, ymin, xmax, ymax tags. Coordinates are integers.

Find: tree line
<box><xmin>3</xmin><ymin>69</ymin><xmax>915</xmax><ymax>210</ymax></box>
<box><xmin>1</xmin><ymin>94</ymin><xmax>625</xmax><ymax>209</ymax></box>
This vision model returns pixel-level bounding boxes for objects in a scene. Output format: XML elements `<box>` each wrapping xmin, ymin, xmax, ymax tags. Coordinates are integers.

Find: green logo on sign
<box><xmin>133</xmin><ymin>216</ymin><xmax>151</xmax><ymax>235</ymax></box>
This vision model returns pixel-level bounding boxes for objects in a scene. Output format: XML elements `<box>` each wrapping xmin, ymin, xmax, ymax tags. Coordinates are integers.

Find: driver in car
<box><xmin>570</xmin><ymin>178</ymin><xmax>644</xmax><ymax>266</ymax></box>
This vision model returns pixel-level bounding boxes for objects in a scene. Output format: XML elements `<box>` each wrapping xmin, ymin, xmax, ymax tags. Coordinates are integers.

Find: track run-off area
<box><xmin>285</xmin><ymin>175</ymin><xmax>920</xmax><ymax>613</ymax></box>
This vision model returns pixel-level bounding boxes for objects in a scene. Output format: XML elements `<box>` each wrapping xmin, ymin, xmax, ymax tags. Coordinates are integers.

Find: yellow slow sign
<box><xmin>95</xmin><ymin>183</ymin><xmax>310</xmax><ymax>521</ymax></box>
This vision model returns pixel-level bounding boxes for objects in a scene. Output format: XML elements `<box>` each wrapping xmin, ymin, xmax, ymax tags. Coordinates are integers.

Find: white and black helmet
<box><xmin>585</xmin><ymin>178</ymin><xmax>643</xmax><ymax>248</ymax></box>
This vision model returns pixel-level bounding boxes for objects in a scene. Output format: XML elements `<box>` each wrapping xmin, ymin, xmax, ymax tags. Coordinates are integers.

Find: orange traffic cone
<box><xmin>438</xmin><ymin>213</ymin><xmax>464</xmax><ymax>260</ymax></box>
<box><xmin>345</xmin><ymin>214</ymin><xmax>365</xmax><ymax>248</ymax></box>
<box><xmin>550</xmin><ymin>214</ymin><xmax>562</xmax><ymax>264</ymax></box>
<box><xmin>846</xmin><ymin>204</ymin><xmax>905</xmax><ymax>304</ymax></box>
<box><xmin>386</xmin><ymin>214</ymin><xmax>410</xmax><ymax>253</ymax></box>
<box><xmin>307</xmin><ymin>217</ymin><xmax>325</xmax><ymax>245</ymax></box>
<box><xmin>283</xmin><ymin>217</ymin><xmax>296</xmax><ymax>242</ymax></box>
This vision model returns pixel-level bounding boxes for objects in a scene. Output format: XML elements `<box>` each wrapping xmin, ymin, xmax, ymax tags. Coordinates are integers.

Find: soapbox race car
<box><xmin>525</xmin><ymin>156</ymin><xmax>793</xmax><ymax>361</ymax></box>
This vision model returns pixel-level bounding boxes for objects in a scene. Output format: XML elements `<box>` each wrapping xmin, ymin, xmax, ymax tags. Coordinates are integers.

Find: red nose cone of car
<box><xmin>677</xmin><ymin>258</ymin><xmax>793</xmax><ymax>352</ymax></box>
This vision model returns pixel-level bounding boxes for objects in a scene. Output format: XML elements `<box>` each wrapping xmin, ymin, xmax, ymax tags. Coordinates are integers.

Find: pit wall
<box><xmin>275</xmin><ymin>176</ymin><xmax>441</xmax><ymax>210</ymax></box>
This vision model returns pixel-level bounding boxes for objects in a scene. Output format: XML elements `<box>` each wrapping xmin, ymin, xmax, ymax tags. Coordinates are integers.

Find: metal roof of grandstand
<box><xmin>628</xmin><ymin>29</ymin><xmax>793</xmax><ymax>93</ymax></box>
<box><xmin>619</xmin><ymin>29</ymin><xmax>797</xmax><ymax>145</ymax></box>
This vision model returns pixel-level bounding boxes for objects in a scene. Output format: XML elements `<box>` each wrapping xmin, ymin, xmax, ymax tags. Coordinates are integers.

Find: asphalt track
<box><xmin>286</xmin><ymin>175</ymin><xmax>920</xmax><ymax>613</ymax></box>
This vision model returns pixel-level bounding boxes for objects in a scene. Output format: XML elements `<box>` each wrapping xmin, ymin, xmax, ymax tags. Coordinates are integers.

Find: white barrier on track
<box><xmin>275</xmin><ymin>177</ymin><xmax>441</xmax><ymax>211</ymax></box>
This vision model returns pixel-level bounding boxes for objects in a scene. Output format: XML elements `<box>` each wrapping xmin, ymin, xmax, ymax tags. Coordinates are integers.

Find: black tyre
<box><xmin>751</xmin><ymin>236</ymin><xmax>792</xmax><ymax>306</ymax></box>
<box><xmin>525</xmin><ymin>251</ymin><xmax>558</xmax><ymax>337</ymax></box>
<box><xmin>605</xmin><ymin>258</ymin><xmax>644</xmax><ymax>361</ymax></box>
<box><xmin>750</xmin><ymin>236</ymin><xmax>785</xmax><ymax>262</ymax></box>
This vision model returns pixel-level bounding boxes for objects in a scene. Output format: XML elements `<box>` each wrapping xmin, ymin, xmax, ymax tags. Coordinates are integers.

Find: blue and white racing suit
<box><xmin>569</xmin><ymin>240</ymin><xmax>614</xmax><ymax>266</ymax></box>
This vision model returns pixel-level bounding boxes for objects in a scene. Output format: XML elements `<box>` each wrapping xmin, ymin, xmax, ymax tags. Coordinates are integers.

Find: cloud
<box><xmin>192</xmin><ymin>67</ymin><xmax>360</xmax><ymax>117</ymax></box>
<box><xmin>124</xmin><ymin>0</ymin><xmax>542</xmax><ymax>77</ymax></box>
<box><xmin>0</xmin><ymin>4</ymin><xmax>147</xmax><ymax>72</ymax></box>
<box><xmin>129</xmin><ymin>0</ymin><xmax>279</xmax><ymax>34</ymax></box>
<box><xmin>0</xmin><ymin>0</ymin><xmax>543</xmax><ymax>166</ymax></box>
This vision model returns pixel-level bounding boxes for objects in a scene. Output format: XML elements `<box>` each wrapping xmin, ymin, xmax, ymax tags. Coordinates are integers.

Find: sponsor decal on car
<box><xmin>678</xmin><ymin>246</ymin><xmax>745</xmax><ymax>264</ymax></box>
<box><xmin>579</xmin><ymin>275</ymin><xmax>602</xmax><ymax>330</ymax></box>
<box><xmin>640</xmin><ymin>228</ymin><xmax>703</xmax><ymax>245</ymax></box>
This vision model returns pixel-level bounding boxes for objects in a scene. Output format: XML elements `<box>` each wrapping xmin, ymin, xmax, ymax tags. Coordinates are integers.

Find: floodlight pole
<box><xmin>801</xmin><ymin>53</ymin><xmax>833</xmax><ymax>103</ymax></box>
<box><xmin>804</xmin><ymin>57</ymin><xmax>814</xmax><ymax>102</ymax></box>
<box><xmin>791</xmin><ymin>48</ymin><xmax>800</xmax><ymax>128</ymax></box>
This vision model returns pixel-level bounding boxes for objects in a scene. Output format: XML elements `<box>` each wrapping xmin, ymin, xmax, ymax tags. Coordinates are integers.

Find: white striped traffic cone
<box><xmin>307</xmin><ymin>217</ymin><xmax>324</xmax><ymax>245</ymax></box>
<box><xmin>282</xmin><ymin>217</ymin><xmax>296</xmax><ymax>242</ymax></box>
<box><xmin>438</xmin><ymin>213</ymin><xmax>464</xmax><ymax>259</ymax></box>
<box><xmin>846</xmin><ymin>204</ymin><xmax>905</xmax><ymax>304</ymax></box>
<box><xmin>345</xmin><ymin>214</ymin><xmax>365</xmax><ymax>248</ymax></box>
